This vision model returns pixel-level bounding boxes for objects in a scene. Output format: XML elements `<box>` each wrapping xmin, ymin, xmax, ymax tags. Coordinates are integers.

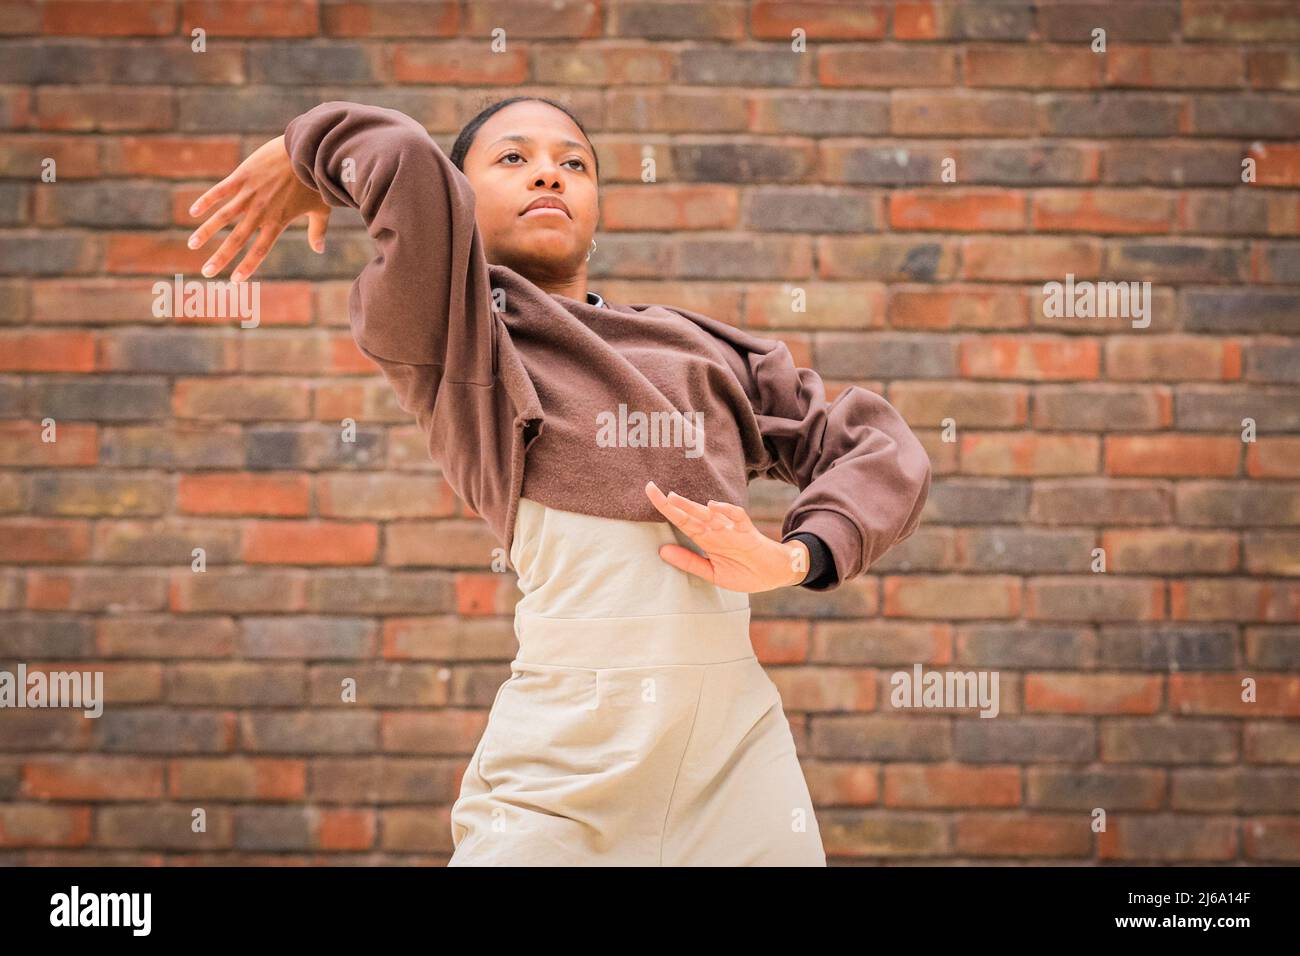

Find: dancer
<box><xmin>188</xmin><ymin>97</ymin><xmax>932</xmax><ymax>865</ymax></box>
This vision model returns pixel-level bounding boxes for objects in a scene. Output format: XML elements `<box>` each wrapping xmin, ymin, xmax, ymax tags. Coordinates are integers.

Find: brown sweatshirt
<box><xmin>283</xmin><ymin>101</ymin><xmax>932</xmax><ymax>592</ymax></box>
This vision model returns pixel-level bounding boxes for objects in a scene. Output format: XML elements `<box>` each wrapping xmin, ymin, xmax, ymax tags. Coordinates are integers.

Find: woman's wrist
<box><xmin>783</xmin><ymin>539</ymin><xmax>811</xmax><ymax>587</ymax></box>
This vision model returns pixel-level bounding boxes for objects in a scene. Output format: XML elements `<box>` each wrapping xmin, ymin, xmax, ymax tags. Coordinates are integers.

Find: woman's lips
<box><xmin>521</xmin><ymin>206</ymin><xmax>569</xmax><ymax>219</ymax></box>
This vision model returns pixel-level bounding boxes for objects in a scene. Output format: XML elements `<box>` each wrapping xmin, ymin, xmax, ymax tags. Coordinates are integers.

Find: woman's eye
<box><xmin>499</xmin><ymin>152</ymin><xmax>585</xmax><ymax>171</ymax></box>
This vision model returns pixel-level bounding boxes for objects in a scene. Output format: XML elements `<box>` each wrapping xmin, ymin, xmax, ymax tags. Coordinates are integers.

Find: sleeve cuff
<box><xmin>787</xmin><ymin>532</ymin><xmax>838</xmax><ymax>590</ymax></box>
<box><xmin>782</xmin><ymin>509</ymin><xmax>863</xmax><ymax>591</ymax></box>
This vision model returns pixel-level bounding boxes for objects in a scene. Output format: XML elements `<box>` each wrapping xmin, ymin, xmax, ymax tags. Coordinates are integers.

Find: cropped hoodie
<box><xmin>283</xmin><ymin>102</ymin><xmax>932</xmax><ymax>592</ymax></box>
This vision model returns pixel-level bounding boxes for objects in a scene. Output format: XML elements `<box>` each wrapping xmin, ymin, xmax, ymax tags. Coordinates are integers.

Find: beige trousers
<box><xmin>448</xmin><ymin>606</ymin><xmax>827</xmax><ymax>866</ymax></box>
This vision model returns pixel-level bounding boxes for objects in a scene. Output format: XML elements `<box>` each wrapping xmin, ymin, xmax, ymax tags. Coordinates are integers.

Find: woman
<box><xmin>188</xmin><ymin>97</ymin><xmax>932</xmax><ymax>866</ymax></box>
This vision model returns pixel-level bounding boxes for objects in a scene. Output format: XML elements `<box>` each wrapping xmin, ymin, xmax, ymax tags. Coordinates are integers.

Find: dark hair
<box><xmin>449</xmin><ymin>95</ymin><xmax>599</xmax><ymax>181</ymax></box>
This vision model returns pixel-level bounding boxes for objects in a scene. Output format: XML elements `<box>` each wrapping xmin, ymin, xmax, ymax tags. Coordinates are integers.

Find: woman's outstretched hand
<box><xmin>645</xmin><ymin>481</ymin><xmax>811</xmax><ymax>592</ymax></box>
<box><xmin>187</xmin><ymin>134</ymin><xmax>333</xmax><ymax>283</ymax></box>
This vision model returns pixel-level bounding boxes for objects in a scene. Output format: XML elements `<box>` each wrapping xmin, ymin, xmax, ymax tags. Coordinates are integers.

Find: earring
<box><xmin>586</xmin><ymin>239</ymin><xmax>597</xmax><ymax>262</ymax></box>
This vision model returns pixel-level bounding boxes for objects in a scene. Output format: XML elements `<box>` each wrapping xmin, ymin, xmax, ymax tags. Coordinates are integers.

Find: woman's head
<box><xmin>451</xmin><ymin>97</ymin><xmax>599</xmax><ymax>287</ymax></box>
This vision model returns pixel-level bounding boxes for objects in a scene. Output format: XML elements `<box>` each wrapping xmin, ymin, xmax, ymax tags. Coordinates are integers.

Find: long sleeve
<box><xmin>759</xmin><ymin>340</ymin><xmax>930</xmax><ymax>587</ymax></box>
<box><xmin>282</xmin><ymin>101</ymin><xmax>497</xmax><ymax>409</ymax></box>
<box><xmin>744</xmin><ymin>338</ymin><xmax>932</xmax><ymax>591</ymax></box>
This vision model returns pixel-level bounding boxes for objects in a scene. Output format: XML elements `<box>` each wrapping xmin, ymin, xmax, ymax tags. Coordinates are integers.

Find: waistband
<box><xmin>513</xmin><ymin>607</ymin><xmax>754</xmax><ymax>668</ymax></box>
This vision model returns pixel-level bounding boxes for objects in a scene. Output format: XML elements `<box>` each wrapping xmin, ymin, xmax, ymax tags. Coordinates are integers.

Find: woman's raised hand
<box><xmin>187</xmin><ymin>133</ymin><xmax>333</xmax><ymax>283</ymax></box>
<box><xmin>645</xmin><ymin>481</ymin><xmax>813</xmax><ymax>593</ymax></box>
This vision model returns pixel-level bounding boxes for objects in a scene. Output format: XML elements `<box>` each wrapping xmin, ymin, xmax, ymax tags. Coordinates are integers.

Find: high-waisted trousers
<box><xmin>447</xmin><ymin>497</ymin><xmax>827</xmax><ymax>867</ymax></box>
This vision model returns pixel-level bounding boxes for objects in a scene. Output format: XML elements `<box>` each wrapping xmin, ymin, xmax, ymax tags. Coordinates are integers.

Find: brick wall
<box><xmin>1</xmin><ymin>0</ymin><xmax>1298</xmax><ymax>865</ymax></box>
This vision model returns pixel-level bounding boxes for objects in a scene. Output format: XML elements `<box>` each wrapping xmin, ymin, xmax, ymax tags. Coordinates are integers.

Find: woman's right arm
<box><xmin>281</xmin><ymin>101</ymin><xmax>496</xmax><ymax>395</ymax></box>
<box><xmin>190</xmin><ymin>101</ymin><xmax>498</xmax><ymax>428</ymax></box>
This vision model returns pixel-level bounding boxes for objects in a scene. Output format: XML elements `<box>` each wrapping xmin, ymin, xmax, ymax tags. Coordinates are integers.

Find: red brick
<box><xmin>1105</xmin><ymin>337</ymin><xmax>1241</xmax><ymax>382</ymax></box>
<box><xmin>600</xmin><ymin>184</ymin><xmax>739</xmax><ymax>231</ymax></box>
<box><xmin>883</xmin><ymin>765</ymin><xmax>1021</xmax><ymax>808</ymax></box>
<box><xmin>178</xmin><ymin>473</ymin><xmax>310</xmax><ymax>516</ymax></box>
<box><xmin>0</xmin><ymin>135</ymin><xmax>100</xmax><ymax>178</ymax></box>
<box><xmin>34</xmin><ymin>88</ymin><xmax>173</xmax><ymax>132</ymax></box>
<box><xmin>0</xmin><ymin>805</ymin><xmax>91</xmax><ymax>847</ymax></box>
<box><xmin>1248</xmin><ymin>143</ymin><xmax>1300</xmax><ymax>187</ymax></box>
<box><xmin>180</xmin><ymin>1</ymin><xmax>320</xmax><ymax>37</ymax></box>
<box><xmin>890</xmin><ymin>189</ymin><xmax>1025</xmax><ymax>231</ymax></box>
<box><xmin>1171</xmin><ymin>579</ymin><xmax>1300</xmax><ymax>625</ymax></box>
<box><xmin>821</xmin><ymin>46</ymin><xmax>958</xmax><ymax>87</ymax></box>
<box><xmin>955</xmin><ymin>814</ymin><xmax>1091</xmax><ymax>857</ymax></box>
<box><xmin>112</xmin><ymin>137</ymin><xmax>244</xmax><ymax>178</ymax></box>
<box><xmin>1099</xmin><ymin>814</ymin><xmax>1237</xmax><ymax>862</ymax></box>
<box><xmin>889</xmin><ymin>286</ymin><xmax>1029</xmax><ymax>330</ymax></box>
<box><xmin>961</xmin><ymin>433</ymin><xmax>1099</xmax><ymax>476</ymax></box>
<box><xmin>1024</xmin><ymin>674</ymin><xmax>1163</xmax><ymax>714</ymax></box>
<box><xmin>0</xmin><ymin>331</ymin><xmax>95</xmax><ymax>371</ymax></box>
<box><xmin>1032</xmin><ymin>189</ymin><xmax>1174</xmax><ymax>234</ymax></box>
<box><xmin>42</xmin><ymin>1</ymin><xmax>176</xmax><ymax>35</ymax></box>
<box><xmin>962</xmin><ymin>237</ymin><xmax>1104</xmax><ymax>280</ymax></box>
<box><xmin>25</xmin><ymin>757</ymin><xmax>164</xmax><ymax>800</ymax></box>
<box><xmin>890</xmin><ymin>381</ymin><xmax>1027</xmax><ymax>427</ymax></box>
<box><xmin>1106</xmin><ymin>46</ymin><xmax>1244</xmax><ymax>89</ymax></box>
<box><xmin>242</xmin><ymin>521</ymin><xmax>379</xmax><ymax>565</ymax></box>
<box><xmin>1105</xmin><ymin>436</ymin><xmax>1242</xmax><ymax>477</ymax></box>
<box><xmin>751</xmin><ymin>1</ymin><xmax>886</xmax><ymax>39</ymax></box>
<box><xmin>966</xmin><ymin>45</ymin><xmax>1102</xmax><ymax>88</ymax></box>
<box><xmin>893</xmin><ymin>92</ymin><xmax>1036</xmax><ymax>136</ymax></box>
<box><xmin>0</xmin><ymin>519</ymin><xmax>91</xmax><ymax>564</ymax></box>
<box><xmin>960</xmin><ymin>336</ymin><xmax>1101</xmax><ymax>380</ymax></box>
<box><xmin>323</xmin><ymin>2</ymin><xmax>458</xmax><ymax>37</ymax></box>
<box><xmin>883</xmin><ymin>575</ymin><xmax>1021</xmax><ymax>619</ymax></box>
<box><xmin>393</xmin><ymin>43</ymin><xmax>528</xmax><ymax>84</ymax></box>
<box><xmin>0</xmin><ymin>422</ymin><xmax>98</xmax><ymax>466</ymax></box>
<box><xmin>1244</xmin><ymin>818</ymin><xmax>1300</xmax><ymax>861</ymax></box>
<box><xmin>1247</xmin><ymin>437</ymin><xmax>1300</xmax><ymax>478</ymax></box>
<box><xmin>317</xmin><ymin>808</ymin><xmax>375</xmax><ymax>850</ymax></box>
<box><xmin>168</xmin><ymin>757</ymin><xmax>306</xmax><ymax>799</ymax></box>
<box><xmin>895</xmin><ymin>1</ymin><xmax>958</xmax><ymax>39</ymax></box>
<box><xmin>1169</xmin><ymin>674</ymin><xmax>1300</xmax><ymax>717</ymax></box>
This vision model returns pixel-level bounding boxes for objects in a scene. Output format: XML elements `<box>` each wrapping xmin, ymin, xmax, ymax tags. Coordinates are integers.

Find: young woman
<box><xmin>188</xmin><ymin>97</ymin><xmax>932</xmax><ymax>866</ymax></box>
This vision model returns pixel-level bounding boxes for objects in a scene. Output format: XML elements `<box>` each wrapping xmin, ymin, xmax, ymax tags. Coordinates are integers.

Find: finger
<box><xmin>232</xmin><ymin>220</ymin><xmax>287</xmax><ymax>283</ymax></box>
<box><xmin>188</xmin><ymin>189</ymin><xmax>250</xmax><ymax>251</ymax></box>
<box><xmin>189</xmin><ymin>171</ymin><xmax>243</xmax><ymax>219</ymax></box>
<box><xmin>306</xmin><ymin>210</ymin><xmax>328</xmax><ymax>253</ymax></box>
<box><xmin>707</xmin><ymin>499</ymin><xmax>752</xmax><ymax>530</ymax></box>
<box><xmin>656</xmin><ymin>542</ymin><xmax>715</xmax><ymax>583</ymax></box>
<box><xmin>666</xmin><ymin>489</ymin><xmax>712</xmax><ymax>522</ymax></box>
<box><xmin>674</xmin><ymin>492</ymin><xmax>734</xmax><ymax>531</ymax></box>
<box><xmin>644</xmin><ymin>481</ymin><xmax>705</xmax><ymax>530</ymax></box>
<box><xmin>202</xmin><ymin>211</ymin><xmax>261</xmax><ymax>278</ymax></box>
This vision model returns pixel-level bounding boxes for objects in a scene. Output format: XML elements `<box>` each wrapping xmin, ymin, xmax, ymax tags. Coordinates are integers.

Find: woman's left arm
<box><xmin>742</xmin><ymin>336</ymin><xmax>932</xmax><ymax>590</ymax></box>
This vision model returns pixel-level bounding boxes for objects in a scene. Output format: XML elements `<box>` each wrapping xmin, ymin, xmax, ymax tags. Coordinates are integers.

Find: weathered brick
<box><xmin>1099</xmin><ymin>624</ymin><xmax>1238</xmax><ymax>670</ymax></box>
<box><xmin>1102</xmin><ymin>529</ymin><xmax>1239</xmax><ymax>573</ymax></box>
<box><xmin>1177</xmin><ymin>481</ymin><xmax>1300</xmax><ymax>527</ymax></box>
<box><xmin>1032</xmin><ymin>384</ymin><xmax>1169</xmax><ymax>431</ymax></box>
<box><xmin>1025</xmin><ymin>576</ymin><xmax>1165</xmax><ymax>622</ymax></box>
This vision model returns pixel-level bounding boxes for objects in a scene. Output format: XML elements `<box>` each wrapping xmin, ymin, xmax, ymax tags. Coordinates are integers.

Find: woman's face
<box><xmin>462</xmin><ymin>101</ymin><xmax>599</xmax><ymax>285</ymax></box>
